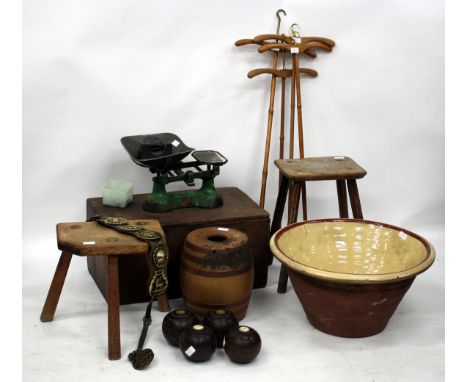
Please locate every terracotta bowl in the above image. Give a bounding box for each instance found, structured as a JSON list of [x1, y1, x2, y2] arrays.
[[270, 219, 436, 338]]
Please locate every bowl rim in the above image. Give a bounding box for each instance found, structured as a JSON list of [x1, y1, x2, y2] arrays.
[[270, 218, 436, 284]]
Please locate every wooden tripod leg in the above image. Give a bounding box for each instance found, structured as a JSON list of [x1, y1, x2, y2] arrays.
[[347, 179, 363, 219], [289, 56, 296, 160], [336, 180, 349, 218], [277, 181, 302, 294], [287, 55, 297, 213], [107, 256, 121, 360], [279, 77, 286, 161], [259, 52, 279, 208], [269, 174, 289, 264], [294, 53, 308, 221], [40, 251, 73, 322], [278, 77, 286, 188]]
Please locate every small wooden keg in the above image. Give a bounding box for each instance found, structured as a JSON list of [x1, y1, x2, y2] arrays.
[[180, 227, 254, 320]]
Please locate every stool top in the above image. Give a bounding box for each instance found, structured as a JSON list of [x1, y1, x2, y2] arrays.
[[56, 219, 163, 256], [274, 156, 367, 181]]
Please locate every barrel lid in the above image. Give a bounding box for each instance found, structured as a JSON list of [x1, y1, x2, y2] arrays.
[[185, 226, 248, 253]]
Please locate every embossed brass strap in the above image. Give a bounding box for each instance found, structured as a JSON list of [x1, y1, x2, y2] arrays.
[[89, 216, 169, 369], [91, 216, 169, 298]]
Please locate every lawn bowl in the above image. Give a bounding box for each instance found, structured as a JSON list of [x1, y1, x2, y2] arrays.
[[270, 219, 435, 338]]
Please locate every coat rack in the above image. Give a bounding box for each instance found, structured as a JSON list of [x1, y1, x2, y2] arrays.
[[235, 10, 335, 218]]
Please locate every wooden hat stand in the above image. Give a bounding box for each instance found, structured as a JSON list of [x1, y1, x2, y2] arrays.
[[235, 11, 367, 293]]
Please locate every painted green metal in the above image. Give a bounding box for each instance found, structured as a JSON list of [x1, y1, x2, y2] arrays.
[[121, 133, 227, 213], [144, 174, 223, 213]]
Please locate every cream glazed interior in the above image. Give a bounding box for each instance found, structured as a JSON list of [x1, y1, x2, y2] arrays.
[[271, 220, 435, 283]]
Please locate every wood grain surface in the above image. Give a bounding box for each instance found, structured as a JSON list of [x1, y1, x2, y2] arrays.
[[275, 156, 367, 181], [57, 220, 163, 256], [86, 187, 271, 303]]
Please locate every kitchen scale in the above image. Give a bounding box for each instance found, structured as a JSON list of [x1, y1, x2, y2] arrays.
[[121, 133, 228, 212]]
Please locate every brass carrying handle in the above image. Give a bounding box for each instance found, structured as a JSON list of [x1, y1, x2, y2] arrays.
[[247, 68, 318, 78], [258, 41, 332, 54], [253, 34, 335, 48]]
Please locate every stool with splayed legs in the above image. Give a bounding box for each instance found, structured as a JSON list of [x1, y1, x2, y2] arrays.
[[269, 156, 367, 293], [40, 219, 170, 360]]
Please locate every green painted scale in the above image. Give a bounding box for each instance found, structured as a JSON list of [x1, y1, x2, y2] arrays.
[[121, 133, 228, 212]]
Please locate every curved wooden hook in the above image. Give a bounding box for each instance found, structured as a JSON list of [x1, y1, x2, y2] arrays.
[[253, 34, 335, 48], [301, 36, 336, 47], [236, 39, 318, 58], [235, 38, 257, 47], [303, 50, 318, 58], [258, 41, 331, 54], [247, 68, 318, 78], [301, 41, 333, 52], [253, 34, 291, 44]]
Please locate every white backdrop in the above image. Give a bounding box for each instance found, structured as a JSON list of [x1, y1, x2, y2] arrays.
[[23, 1, 444, 381], [23, 0, 444, 240]]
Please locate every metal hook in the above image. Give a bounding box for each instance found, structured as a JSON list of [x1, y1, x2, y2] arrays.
[[289, 23, 301, 39], [276, 9, 286, 34], [276, 9, 287, 69]]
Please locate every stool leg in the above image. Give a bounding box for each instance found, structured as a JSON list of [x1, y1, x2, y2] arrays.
[[107, 256, 121, 360], [157, 294, 171, 312], [336, 180, 349, 218], [269, 174, 290, 264], [301, 183, 308, 221], [40, 251, 73, 322], [347, 179, 363, 219], [277, 181, 302, 294]]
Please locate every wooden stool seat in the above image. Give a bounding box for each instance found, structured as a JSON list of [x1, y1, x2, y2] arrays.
[[271, 157, 367, 293], [40, 219, 170, 361], [275, 156, 367, 181], [57, 221, 154, 256]]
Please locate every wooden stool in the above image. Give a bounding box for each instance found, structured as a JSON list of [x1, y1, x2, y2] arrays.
[[270, 156, 367, 293], [40, 219, 170, 360]]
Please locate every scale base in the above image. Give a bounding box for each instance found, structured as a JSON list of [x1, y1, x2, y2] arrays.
[[143, 187, 223, 213]]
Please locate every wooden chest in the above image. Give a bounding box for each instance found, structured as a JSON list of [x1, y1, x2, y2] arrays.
[[86, 187, 270, 304]]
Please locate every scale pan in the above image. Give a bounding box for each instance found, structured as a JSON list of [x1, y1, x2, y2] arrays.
[[121, 133, 194, 172], [192, 150, 228, 165]]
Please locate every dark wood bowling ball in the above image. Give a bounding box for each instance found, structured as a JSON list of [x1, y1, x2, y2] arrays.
[[203, 309, 239, 347], [179, 324, 217, 362], [224, 326, 261, 364], [162, 309, 196, 346]]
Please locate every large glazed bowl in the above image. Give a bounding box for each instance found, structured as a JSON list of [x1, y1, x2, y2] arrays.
[[270, 219, 435, 338]]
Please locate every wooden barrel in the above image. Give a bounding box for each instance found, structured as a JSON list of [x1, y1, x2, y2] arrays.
[[180, 227, 254, 321]]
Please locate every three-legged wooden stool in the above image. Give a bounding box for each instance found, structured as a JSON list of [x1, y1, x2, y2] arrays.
[[40, 219, 170, 360], [270, 156, 367, 293]]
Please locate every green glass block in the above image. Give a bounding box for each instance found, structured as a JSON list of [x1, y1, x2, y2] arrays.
[[102, 180, 133, 208]]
